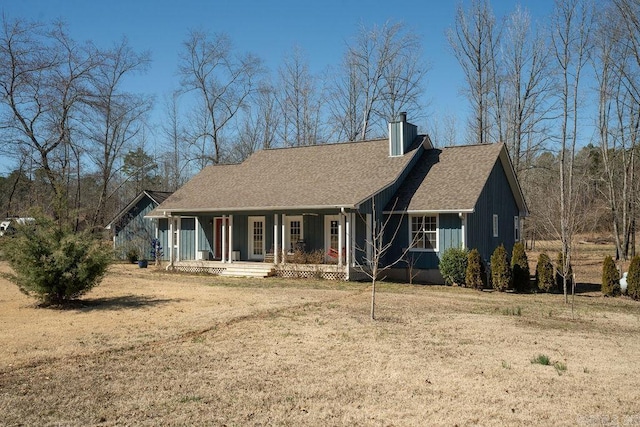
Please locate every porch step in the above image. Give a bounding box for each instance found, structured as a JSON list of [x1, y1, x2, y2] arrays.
[[219, 263, 276, 279]]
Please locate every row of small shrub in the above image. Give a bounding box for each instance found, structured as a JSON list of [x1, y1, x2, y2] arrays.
[[439, 242, 575, 293], [440, 243, 528, 291], [602, 254, 640, 299]]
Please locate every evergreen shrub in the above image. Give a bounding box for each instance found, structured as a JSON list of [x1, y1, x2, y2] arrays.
[[465, 248, 486, 290], [627, 255, 640, 300], [535, 253, 554, 292], [601, 255, 620, 297], [2, 217, 112, 306], [490, 244, 511, 292], [439, 247, 469, 286], [511, 242, 530, 292]]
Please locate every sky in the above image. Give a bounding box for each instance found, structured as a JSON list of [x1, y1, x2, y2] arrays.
[[0, 0, 558, 174]]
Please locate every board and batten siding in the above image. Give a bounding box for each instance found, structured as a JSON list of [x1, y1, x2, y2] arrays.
[[179, 218, 196, 260], [466, 159, 520, 263], [114, 196, 157, 260], [158, 218, 169, 261], [382, 213, 462, 270]]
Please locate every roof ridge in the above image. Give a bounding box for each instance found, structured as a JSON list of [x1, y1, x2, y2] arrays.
[[262, 138, 388, 152]]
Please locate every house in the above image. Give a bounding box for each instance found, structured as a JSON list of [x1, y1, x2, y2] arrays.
[[105, 190, 173, 260], [145, 115, 527, 282]]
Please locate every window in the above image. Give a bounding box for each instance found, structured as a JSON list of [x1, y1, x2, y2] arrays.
[[329, 220, 339, 251], [410, 215, 438, 251], [514, 216, 520, 242], [286, 216, 304, 252], [493, 214, 499, 238]]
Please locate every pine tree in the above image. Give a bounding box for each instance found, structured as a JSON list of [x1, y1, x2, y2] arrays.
[[490, 244, 511, 292], [601, 255, 620, 297], [511, 242, 530, 292], [627, 255, 640, 300], [465, 248, 486, 290], [535, 253, 554, 292]]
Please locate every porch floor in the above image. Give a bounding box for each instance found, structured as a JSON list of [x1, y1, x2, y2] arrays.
[[167, 260, 351, 280]]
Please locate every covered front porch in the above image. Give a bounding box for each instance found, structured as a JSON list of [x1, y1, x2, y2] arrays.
[[154, 210, 374, 280]]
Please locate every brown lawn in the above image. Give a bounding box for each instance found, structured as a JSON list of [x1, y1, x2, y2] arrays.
[[0, 247, 639, 426]]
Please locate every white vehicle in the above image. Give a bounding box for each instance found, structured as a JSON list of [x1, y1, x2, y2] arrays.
[[0, 217, 35, 237]]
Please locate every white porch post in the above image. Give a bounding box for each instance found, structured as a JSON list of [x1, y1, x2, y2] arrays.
[[345, 212, 351, 269], [461, 213, 467, 249], [228, 215, 234, 263], [274, 214, 280, 264], [281, 213, 287, 263], [195, 217, 200, 258], [366, 213, 372, 267], [221, 215, 227, 263], [169, 217, 174, 266], [175, 216, 181, 262], [338, 213, 344, 267], [350, 212, 356, 267]]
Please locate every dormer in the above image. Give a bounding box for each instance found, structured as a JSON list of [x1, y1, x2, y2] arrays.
[[388, 112, 417, 156]]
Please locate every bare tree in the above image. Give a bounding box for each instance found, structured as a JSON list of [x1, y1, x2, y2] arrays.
[[356, 199, 417, 320], [278, 46, 323, 146], [550, 0, 594, 302], [160, 92, 191, 190], [447, 0, 502, 145], [0, 17, 99, 221], [592, 0, 640, 261], [230, 82, 280, 162], [501, 5, 554, 175], [178, 31, 263, 165], [329, 21, 427, 141], [83, 38, 152, 227]]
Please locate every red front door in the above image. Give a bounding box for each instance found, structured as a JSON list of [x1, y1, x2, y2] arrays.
[[214, 218, 223, 259]]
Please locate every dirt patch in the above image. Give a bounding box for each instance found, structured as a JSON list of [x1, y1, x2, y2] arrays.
[[1, 262, 639, 426]]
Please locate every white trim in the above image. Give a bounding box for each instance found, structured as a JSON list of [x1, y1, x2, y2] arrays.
[[285, 215, 304, 254], [325, 215, 340, 262], [175, 217, 181, 262], [228, 215, 234, 263], [345, 213, 351, 269], [248, 216, 266, 260], [169, 218, 174, 265], [281, 214, 287, 263], [385, 208, 475, 215], [350, 212, 356, 267], [493, 214, 499, 238], [338, 214, 344, 267], [408, 213, 439, 253], [273, 214, 279, 264], [461, 213, 467, 249], [221, 215, 227, 263], [514, 215, 520, 242], [194, 217, 200, 257]]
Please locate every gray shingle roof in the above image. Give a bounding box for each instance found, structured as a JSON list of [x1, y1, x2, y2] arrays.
[[149, 138, 424, 215], [386, 143, 525, 213]]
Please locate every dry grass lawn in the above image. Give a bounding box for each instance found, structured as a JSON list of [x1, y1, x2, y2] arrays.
[[0, 249, 639, 426]]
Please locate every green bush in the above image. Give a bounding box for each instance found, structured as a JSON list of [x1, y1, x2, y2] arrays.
[[535, 253, 554, 292], [555, 252, 573, 293], [465, 248, 486, 290], [601, 255, 620, 297], [439, 247, 469, 286], [511, 242, 530, 292], [2, 217, 113, 306], [490, 244, 511, 292], [627, 255, 640, 300], [126, 247, 139, 263]]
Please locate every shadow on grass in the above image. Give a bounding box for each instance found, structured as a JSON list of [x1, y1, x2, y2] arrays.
[[573, 282, 602, 295], [54, 295, 181, 311]]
